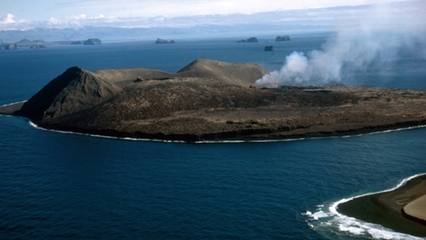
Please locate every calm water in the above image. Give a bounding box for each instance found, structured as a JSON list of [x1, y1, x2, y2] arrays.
[[1, 33, 426, 239]]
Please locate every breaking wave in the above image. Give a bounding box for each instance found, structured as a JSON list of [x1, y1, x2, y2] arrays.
[[0, 100, 27, 107], [303, 174, 426, 239], [27, 119, 426, 144], [27, 120, 426, 144]]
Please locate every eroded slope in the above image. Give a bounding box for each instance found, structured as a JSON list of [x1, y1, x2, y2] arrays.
[[7, 59, 426, 141]]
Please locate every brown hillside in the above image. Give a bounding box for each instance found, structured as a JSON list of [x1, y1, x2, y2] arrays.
[[16, 67, 122, 121], [3, 58, 426, 142]]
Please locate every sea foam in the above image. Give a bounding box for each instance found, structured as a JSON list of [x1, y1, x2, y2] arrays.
[[304, 173, 426, 239], [26, 119, 426, 145], [0, 100, 27, 107]]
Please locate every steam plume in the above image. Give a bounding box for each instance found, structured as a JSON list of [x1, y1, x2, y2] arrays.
[[255, 1, 426, 87]]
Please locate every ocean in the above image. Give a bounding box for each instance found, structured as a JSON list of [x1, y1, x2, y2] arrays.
[[1, 33, 426, 239]]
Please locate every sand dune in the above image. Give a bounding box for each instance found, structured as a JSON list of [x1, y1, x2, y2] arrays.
[[403, 194, 426, 224]]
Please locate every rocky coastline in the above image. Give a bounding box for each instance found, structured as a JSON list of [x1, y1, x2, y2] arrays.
[[1, 59, 426, 142]]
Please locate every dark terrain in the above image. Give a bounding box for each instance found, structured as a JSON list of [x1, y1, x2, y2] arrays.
[[338, 174, 426, 237], [2, 59, 426, 141]]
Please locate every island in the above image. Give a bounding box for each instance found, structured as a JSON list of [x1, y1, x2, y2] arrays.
[[30, 45, 46, 49], [14, 39, 46, 47], [83, 38, 102, 45], [1, 58, 426, 143], [155, 38, 175, 44], [0, 43, 17, 50], [276, 35, 291, 41], [238, 37, 258, 43], [264, 46, 274, 51], [1, 58, 425, 237], [338, 174, 426, 237], [0, 38, 102, 50]]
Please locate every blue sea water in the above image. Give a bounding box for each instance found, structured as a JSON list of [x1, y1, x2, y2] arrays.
[[1, 33, 426, 239]]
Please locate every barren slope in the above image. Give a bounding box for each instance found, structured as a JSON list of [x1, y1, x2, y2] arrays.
[[3, 59, 426, 141]]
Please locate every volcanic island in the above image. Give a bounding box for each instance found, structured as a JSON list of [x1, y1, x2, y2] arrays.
[[1, 58, 426, 236], [2, 58, 426, 142]]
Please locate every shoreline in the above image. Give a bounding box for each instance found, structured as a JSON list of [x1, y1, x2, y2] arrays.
[[30, 118, 426, 142], [3, 61, 426, 143], [3, 102, 426, 237], [1, 102, 426, 143], [28, 120, 426, 143], [337, 174, 426, 237], [0, 101, 25, 115]]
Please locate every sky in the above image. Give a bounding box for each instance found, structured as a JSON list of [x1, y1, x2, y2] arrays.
[[1, 0, 422, 30]]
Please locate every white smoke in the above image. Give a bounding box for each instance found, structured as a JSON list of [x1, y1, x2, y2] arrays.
[[255, 1, 426, 87]]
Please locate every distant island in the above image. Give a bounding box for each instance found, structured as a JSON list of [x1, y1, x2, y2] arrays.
[[1, 58, 426, 143], [237, 36, 291, 43], [238, 37, 258, 43], [0, 38, 102, 50], [155, 38, 175, 44], [83, 38, 102, 45], [276, 35, 291, 41], [0, 43, 18, 50]]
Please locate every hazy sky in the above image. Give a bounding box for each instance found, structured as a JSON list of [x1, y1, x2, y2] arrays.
[[0, 0, 424, 30], [1, 0, 403, 19]]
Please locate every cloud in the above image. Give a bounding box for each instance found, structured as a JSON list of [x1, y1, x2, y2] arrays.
[[0, 1, 423, 33], [1, 13, 16, 24], [51, 0, 408, 19], [0, 7, 332, 30], [0, 13, 32, 30]]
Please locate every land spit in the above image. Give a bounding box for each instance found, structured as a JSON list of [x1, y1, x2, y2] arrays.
[[338, 174, 426, 237]]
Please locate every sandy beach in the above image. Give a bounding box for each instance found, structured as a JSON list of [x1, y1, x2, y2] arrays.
[[403, 194, 426, 224], [0, 101, 25, 115], [338, 174, 426, 237]]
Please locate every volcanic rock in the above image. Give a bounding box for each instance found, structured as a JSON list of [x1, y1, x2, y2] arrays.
[[247, 37, 258, 42], [4, 58, 426, 142], [30, 45, 46, 49], [176, 59, 267, 86], [0, 43, 17, 50], [155, 38, 175, 44], [276, 36, 291, 41], [16, 67, 121, 121], [238, 37, 259, 43], [83, 38, 102, 45]]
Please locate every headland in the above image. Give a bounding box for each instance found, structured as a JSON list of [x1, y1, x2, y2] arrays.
[[1, 58, 426, 142], [338, 174, 426, 237]]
